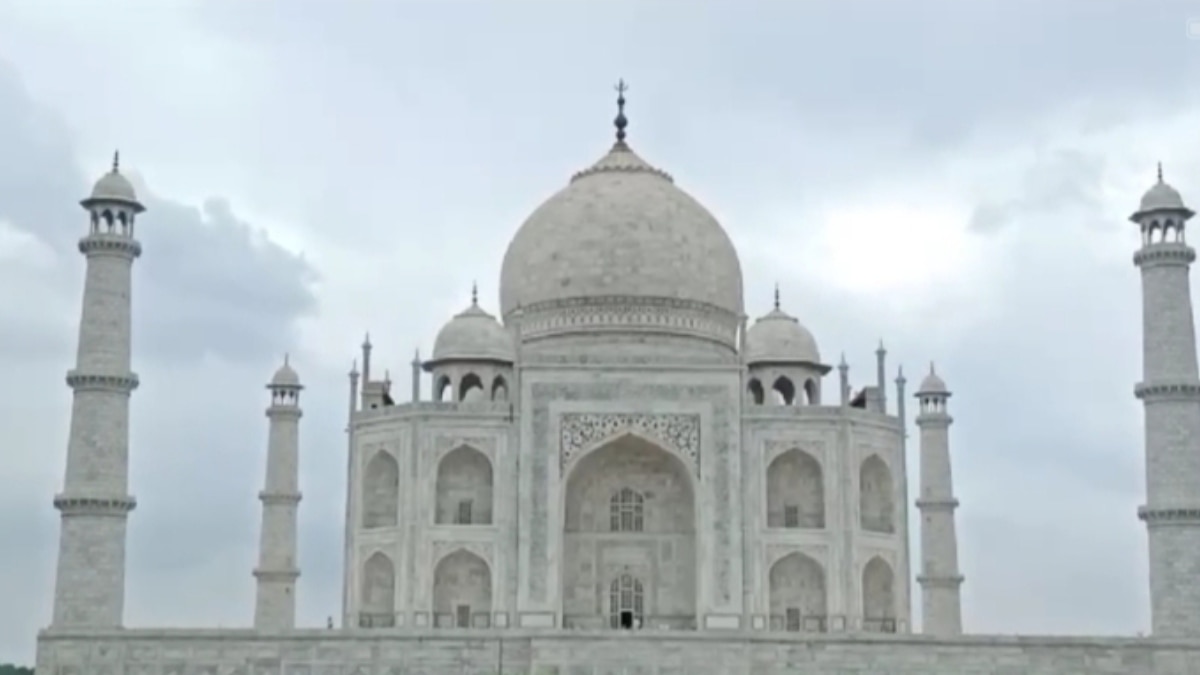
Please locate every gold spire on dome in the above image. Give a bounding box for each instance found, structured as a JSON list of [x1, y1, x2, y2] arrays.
[[471, 281, 479, 306], [773, 283, 780, 310], [1157, 161, 1164, 183], [112, 150, 120, 173]]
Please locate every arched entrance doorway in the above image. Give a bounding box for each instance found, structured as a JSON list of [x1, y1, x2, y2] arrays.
[[561, 433, 696, 630]]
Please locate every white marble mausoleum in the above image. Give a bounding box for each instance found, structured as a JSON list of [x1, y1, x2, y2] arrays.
[[35, 90, 1200, 674]]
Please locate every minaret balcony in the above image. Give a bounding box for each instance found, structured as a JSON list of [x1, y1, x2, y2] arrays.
[[65, 371, 139, 393], [1134, 243, 1195, 266], [1138, 505, 1200, 525], [914, 497, 959, 511], [77, 233, 142, 258], [53, 493, 136, 515], [252, 567, 300, 582], [916, 574, 964, 588], [259, 491, 302, 505], [1134, 381, 1200, 401]]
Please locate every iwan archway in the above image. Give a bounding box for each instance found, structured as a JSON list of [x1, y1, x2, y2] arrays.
[[561, 433, 697, 630]]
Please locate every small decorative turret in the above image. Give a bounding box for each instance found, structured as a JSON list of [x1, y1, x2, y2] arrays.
[[743, 286, 829, 406]]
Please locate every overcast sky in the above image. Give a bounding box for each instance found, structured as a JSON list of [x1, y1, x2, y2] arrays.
[[2, 0, 1199, 665]]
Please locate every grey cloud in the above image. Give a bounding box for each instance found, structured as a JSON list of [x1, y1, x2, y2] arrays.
[[193, 0, 1200, 151], [969, 148, 1109, 233], [0, 58, 322, 663], [136, 196, 320, 364], [0, 60, 320, 366]]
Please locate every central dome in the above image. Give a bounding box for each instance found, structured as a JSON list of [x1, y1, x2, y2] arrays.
[[499, 140, 745, 348]]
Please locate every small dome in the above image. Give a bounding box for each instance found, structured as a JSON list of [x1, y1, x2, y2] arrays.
[[744, 305, 822, 365], [82, 152, 143, 209], [1131, 165, 1193, 220], [90, 170, 138, 202], [916, 365, 949, 396], [270, 358, 301, 388], [430, 299, 513, 364]]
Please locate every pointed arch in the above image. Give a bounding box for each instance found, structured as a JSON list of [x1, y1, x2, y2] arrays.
[[748, 378, 765, 405], [432, 549, 492, 628], [435, 375, 452, 402], [859, 454, 895, 534], [766, 448, 825, 529], [608, 573, 645, 629], [458, 372, 484, 401], [562, 433, 697, 630], [769, 552, 827, 632], [803, 378, 819, 405], [359, 552, 396, 628], [362, 450, 399, 529], [491, 375, 509, 401], [609, 486, 645, 532], [862, 556, 896, 632], [435, 445, 493, 525], [772, 376, 796, 405]]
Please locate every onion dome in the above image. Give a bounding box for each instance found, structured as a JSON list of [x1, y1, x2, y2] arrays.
[[428, 285, 514, 365], [81, 151, 144, 211], [743, 288, 823, 366], [916, 363, 949, 396], [269, 355, 302, 388]]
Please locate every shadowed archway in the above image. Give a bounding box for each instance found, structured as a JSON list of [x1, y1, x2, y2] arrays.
[[561, 433, 697, 630]]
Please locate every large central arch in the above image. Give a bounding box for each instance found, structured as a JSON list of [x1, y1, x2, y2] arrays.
[[561, 433, 697, 630]]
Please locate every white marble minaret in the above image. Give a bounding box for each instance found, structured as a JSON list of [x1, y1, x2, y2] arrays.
[[914, 364, 964, 636], [253, 356, 304, 629], [1132, 165, 1200, 638], [50, 154, 144, 628]]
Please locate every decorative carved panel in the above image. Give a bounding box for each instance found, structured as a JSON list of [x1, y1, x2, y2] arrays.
[[559, 412, 701, 475]]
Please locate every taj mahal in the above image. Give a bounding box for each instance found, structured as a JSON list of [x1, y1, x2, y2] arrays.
[[35, 87, 1200, 673]]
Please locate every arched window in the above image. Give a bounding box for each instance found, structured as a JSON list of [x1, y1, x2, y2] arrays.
[[803, 378, 819, 405], [435, 376, 452, 402], [747, 378, 765, 405], [608, 574, 644, 629], [459, 373, 484, 401], [772, 376, 796, 405], [491, 376, 509, 401], [609, 487, 645, 532]]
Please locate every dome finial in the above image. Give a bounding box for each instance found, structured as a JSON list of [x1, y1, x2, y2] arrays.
[[773, 283, 780, 310], [471, 281, 478, 306], [613, 79, 629, 145], [111, 150, 120, 173], [1157, 161, 1164, 183]]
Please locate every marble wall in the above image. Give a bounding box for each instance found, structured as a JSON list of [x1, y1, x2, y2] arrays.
[[36, 630, 1200, 675]]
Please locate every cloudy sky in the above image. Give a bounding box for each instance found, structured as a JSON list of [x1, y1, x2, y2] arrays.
[[2, 0, 1199, 664]]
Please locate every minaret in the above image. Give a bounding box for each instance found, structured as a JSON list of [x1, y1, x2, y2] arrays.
[[1131, 165, 1200, 637], [253, 356, 304, 629], [51, 153, 144, 628], [914, 364, 964, 636], [341, 360, 359, 627], [411, 349, 421, 402], [875, 341, 887, 413], [838, 354, 850, 406]]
